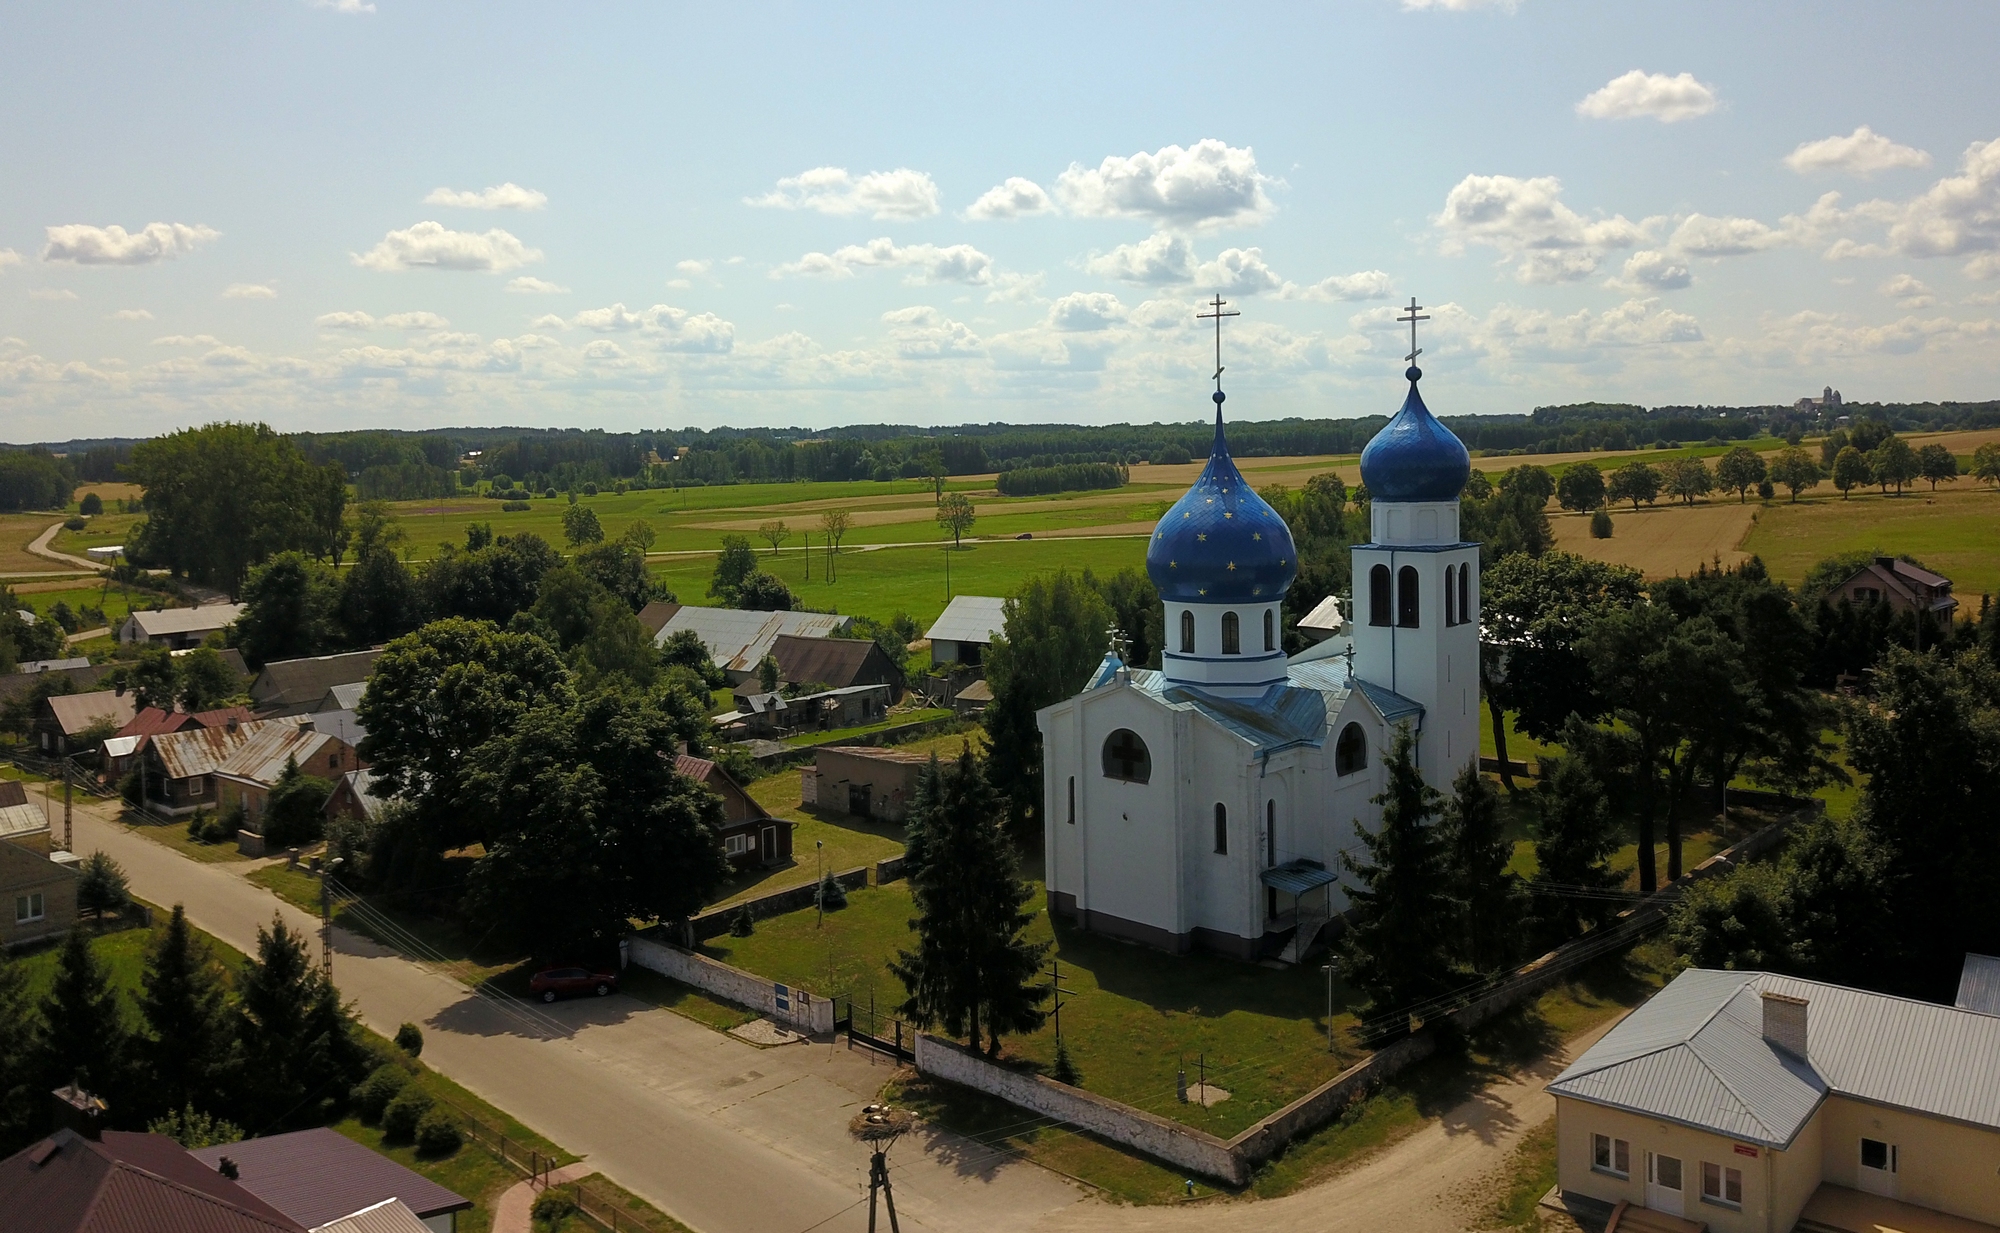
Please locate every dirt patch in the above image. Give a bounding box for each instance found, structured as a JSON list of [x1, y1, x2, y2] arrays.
[[1548, 502, 1757, 578]]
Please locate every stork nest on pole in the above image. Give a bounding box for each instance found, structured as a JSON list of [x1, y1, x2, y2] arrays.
[[847, 1104, 916, 1146]]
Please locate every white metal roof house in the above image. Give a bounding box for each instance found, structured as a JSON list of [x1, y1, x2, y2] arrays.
[[1547, 966, 2000, 1233], [650, 605, 850, 682], [924, 595, 1007, 667], [118, 603, 246, 650]]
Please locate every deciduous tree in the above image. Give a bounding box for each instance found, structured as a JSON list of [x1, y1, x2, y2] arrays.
[[1715, 447, 1767, 502], [1768, 447, 1824, 502], [1831, 445, 1870, 498], [1916, 443, 1959, 491], [1606, 461, 1660, 511], [708, 535, 758, 603], [983, 571, 1112, 836], [936, 492, 976, 548], [562, 503, 604, 547], [235, 552, 342, 665], [1868, 435, 1919, 495], [1555, 461, 1605, 512]]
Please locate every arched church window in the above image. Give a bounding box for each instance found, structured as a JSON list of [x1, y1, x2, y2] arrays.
[[1180, 609, 1195, 654], [1265, 799, 1276, 868], [1213, 804, 1227, 854], [1262, 608, 1275, 652], [1444, 565, 1457, 626], [1397, 566, 1420, 628], [1369, 565, 1392, 627], [1102, 729, 1151, 783], [1336, 723, 1366, 775], [1221, 611, 1240, 654], [1459, 562, 1472, 627]]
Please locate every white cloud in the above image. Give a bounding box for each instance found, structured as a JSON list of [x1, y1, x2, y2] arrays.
[[0, 250, 20, 274], [222, 282, 277, 299], [528, 314, 567, 330], [1879, 138, 2000, 266], [1192, 247, 1287, 295], [1055, 140, 1274, 229], [1434, 174, 1645, 282], [1478, 297, 1703, 362], [966, 177, 1056, 220], [380, 311, 450, 330], [775, 238, 994, 285], [1880, 274, 1935, 308], [312, 0, 375, 12], [1048, 292, 1127, 332], [1784, 126, 1931, 177], [352, 221, 542, 272], [881, 306, 982, 358], [423, 182, 548, 211], [984, 271, 1047, 303], [1671, 214, 1784, 257], [568, 302, 733, 352], [151, 334, 218, 347], [316, 311, 377, 330], [1575, 70, 1718, 123], [506, 276, 569, 294], [108, 308, 153, 321], [1131, 298, 1194, 330], [1085, 233, 1195, 284], [1615, 250, 1692, 290], [1751, 308, 1999, 359], [1286, 269, 1393, 302], [30, 288, 78, 301], [747, 167, 941, 219], [43, 222, 219, 265], [676, 259, 712, 278], [1966, 289, 2000, 305], [1401, 0, 1519, 10]]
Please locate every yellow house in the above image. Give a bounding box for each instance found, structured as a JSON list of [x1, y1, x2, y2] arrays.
[[1549, 968, 2000, 1233]]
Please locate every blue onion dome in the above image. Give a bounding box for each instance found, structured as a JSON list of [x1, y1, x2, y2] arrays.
[[1359, 366, 1471, 502], [1146, 394, 1298, 604]]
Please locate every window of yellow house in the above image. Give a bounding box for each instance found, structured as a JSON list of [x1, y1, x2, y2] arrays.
[[1592, 1134, 1630, 1178], [1701, 1161, 1743, 1208]]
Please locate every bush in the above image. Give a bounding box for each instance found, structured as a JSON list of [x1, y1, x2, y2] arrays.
[[381, 1086, 433, 1143], [186, 807, 208, 840], [729, 903, 755, 937], [816, 871, 848, 911], [79, 492, 104, 516], [544, 487, 558, 499], [502, 500, 531, 512], [121, 772, 144, 808], [63, 516, 87, 531], [147, 1105, 244, 1148], [1589, 509, 1614, 539], [532, 1191, 578, 1225], [352, 1064, 408, 1122], [200, 815, 229, 844], [1758, 479, 1776, 500], [995, 462, 1126, 497], [1150, 444, 1192, 465], [395, 1022, 424, 1056], [414, 1106, 461, 1157]]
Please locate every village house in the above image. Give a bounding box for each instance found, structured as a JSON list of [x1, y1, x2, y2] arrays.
[[1548, 966, 2000, 1233], [0, 663, 111, 721], [644, 603, 851, 684], [738, 633, 903, 701], [191, 1127, 471, 1233], [802, 745, 931, 823], [1, 837, 79, 948], [323, 768, 389, 826], [117, 602, 246, 650], [248, 648, 383, 716], [674, 753, 793, 868], [35, 688, 140, 757], [0, 782, 50, 853], [0, 1126, 307, 1233], [144, 716, 358, 819], [101, 705, 256, 777], [1828, 557, 1957, 629]]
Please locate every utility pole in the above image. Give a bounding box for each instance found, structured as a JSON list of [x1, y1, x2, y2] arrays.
[[815, 839, 825, 930], [1045, 957, 1070, 1043], [61, 755, 73, 852], [849, 1106, 912, 1233], [1322, 960, 1339, 1053], [321, 859, 342, 974]]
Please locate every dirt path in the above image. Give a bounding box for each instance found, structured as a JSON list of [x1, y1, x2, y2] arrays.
[[27, 522, 102, 571], [1042, 1013, 1624, 1233]]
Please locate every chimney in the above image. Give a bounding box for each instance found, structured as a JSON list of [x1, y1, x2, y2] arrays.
[[1761, 990, 1808, 1060], [51, 1084, 107, 1140], [1874, 555, 1896, 570]]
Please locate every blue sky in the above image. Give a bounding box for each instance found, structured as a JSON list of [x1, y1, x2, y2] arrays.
[[4, 0, 1998, 440]]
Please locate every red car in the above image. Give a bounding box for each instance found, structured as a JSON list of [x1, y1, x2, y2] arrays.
[[529, 966, 619, 1003]]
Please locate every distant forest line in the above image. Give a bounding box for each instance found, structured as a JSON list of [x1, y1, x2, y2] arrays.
[[4, 398, 1998, 504]]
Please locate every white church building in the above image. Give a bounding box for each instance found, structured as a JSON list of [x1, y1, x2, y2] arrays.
[[1038, 356, 1480, 962]]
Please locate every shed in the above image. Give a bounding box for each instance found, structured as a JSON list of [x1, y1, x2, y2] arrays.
[[804, 745, 932, 822], [192, 1127, 471, 1233], [924, 595, 1007, 667], [951, 677, 992, 716], [1295, 595, 1345, 643], [118, 603, 247, 649], [1958, 952, 2000, 1017]]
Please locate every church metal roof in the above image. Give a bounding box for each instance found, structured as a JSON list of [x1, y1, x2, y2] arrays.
[[1358, 369, 1471, 503], [1144, 403, 1298, 604], [1260, 860, 1337, 895]]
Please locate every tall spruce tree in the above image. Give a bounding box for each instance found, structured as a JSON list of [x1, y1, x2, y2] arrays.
[[890, 748, 1049, 1056], [38, 928, 130, 1114], [0, 949, 39, 1153], [1439, 761, 1522, 973], [1531, 739, 1625, 943], [234, 915, 366, 1131], [1338, 727, 1456, 1028], [137, 905, 231, 1121]]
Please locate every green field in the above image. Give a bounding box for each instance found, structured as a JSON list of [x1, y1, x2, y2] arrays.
[[1743, 484, 2000, 599]]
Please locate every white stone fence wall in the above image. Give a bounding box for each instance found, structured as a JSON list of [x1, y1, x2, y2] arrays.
[[625, 934, 835, 1034]]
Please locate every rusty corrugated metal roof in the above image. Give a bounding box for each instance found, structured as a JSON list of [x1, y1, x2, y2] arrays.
[[151, 717, 311, 781]]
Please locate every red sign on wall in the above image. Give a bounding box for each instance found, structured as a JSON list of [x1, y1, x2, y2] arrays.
[[1734, 1144, 1759, 1158]]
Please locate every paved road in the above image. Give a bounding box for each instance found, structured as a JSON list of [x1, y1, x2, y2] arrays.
[[69, 799, 1082, 1233], [72, 797, 1605, 1233]]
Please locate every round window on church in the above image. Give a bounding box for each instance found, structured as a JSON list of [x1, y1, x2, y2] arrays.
[[1102, 729, 1152, 784]]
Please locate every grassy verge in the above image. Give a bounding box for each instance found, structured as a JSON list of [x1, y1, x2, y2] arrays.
[[561, 1171, 697, 1233], [1486, 1117, 1560, 1229], [779, 708, 953, 748], [121, 811, 253, 864]]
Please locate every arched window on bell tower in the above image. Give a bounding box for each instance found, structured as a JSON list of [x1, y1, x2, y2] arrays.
[[1369, 564, 1391, 626], [1459, 561, 1472, 627], [1221, 611, 1240, 654], [1262, 608, 1274, 652], [1397, 565, 1420, 628], [1444, 564, 1457, 626], [1180, 609, 1195, 653]]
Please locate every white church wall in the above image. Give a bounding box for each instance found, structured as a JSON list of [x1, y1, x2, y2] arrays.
[[1349, 542, 1480, 789], [1160, 600, 1288, 696], [1071, 686, 1185, 947]]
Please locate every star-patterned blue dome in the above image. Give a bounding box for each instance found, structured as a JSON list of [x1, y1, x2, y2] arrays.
[[1359, 367, 1471, 503], [1146, 397, 1298, 604]]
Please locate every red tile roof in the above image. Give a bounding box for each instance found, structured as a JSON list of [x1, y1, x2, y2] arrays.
[[0, 1130, 307, 1233]]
